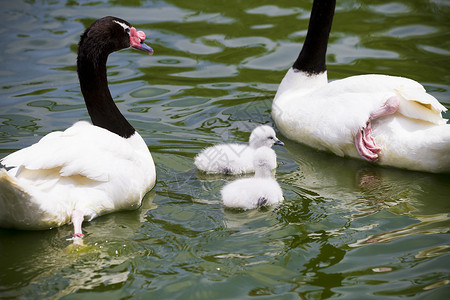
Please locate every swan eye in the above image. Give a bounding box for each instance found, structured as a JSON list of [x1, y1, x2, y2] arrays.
[[113, 20, 131, 33]]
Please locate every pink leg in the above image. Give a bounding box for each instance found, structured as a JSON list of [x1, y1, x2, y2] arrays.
[[355, 96, 400, 162], [369, 95, 400, 121], [71, 209, 85, 239]]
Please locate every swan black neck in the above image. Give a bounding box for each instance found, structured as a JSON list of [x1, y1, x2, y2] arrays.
[[293, 0, 336, 75], [77, 18, 135, 139]]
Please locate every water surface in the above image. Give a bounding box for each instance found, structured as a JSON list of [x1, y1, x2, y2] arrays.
[[0, 0, 449, 299]]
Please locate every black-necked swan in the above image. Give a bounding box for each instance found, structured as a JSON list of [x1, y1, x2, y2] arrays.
[[221, 146, 283, 210], [0, 16, 156, 242], [194, 125, 284, 174], [272, 0, 450, 173]]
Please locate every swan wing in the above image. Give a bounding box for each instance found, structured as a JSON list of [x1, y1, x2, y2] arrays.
[[331, 74, 447, 125], [396, 88, 447, 125], [1, 121, 135, 182]]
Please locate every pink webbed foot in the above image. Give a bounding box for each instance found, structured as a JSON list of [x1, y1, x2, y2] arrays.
[[355, 123, 381, 161], [355, 96, 401, 162]]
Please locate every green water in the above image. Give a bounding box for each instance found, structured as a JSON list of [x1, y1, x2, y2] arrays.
[[1, 0, 449, 299]]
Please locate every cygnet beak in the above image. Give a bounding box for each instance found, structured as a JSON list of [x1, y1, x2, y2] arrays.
[[274, 139, 285, 146]]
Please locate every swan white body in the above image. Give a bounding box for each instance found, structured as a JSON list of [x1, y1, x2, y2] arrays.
[[273, 70, 450, 172], [0, 17, 156, 239], [272, 1, 450, 173], [195, 125, 283, 174], [0, 121, 156, 229], [221, 147, 283, 210]]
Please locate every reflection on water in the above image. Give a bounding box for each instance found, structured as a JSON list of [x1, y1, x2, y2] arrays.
[[0, 0, 449, 298], [352, 213, 449, 246]]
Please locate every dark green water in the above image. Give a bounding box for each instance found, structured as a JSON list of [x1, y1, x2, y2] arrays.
[[1, 0, 449, 299]]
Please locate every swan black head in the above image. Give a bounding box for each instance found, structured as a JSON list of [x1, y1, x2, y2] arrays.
[[78, 16, 153, 62], [77, 17, 153, 139]]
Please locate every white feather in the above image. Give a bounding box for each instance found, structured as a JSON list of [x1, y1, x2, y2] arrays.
[[272, 69, 450, 173], [221, 147, 283, 210], [0, 121, 156, 230], [194, 125, 283, 174]]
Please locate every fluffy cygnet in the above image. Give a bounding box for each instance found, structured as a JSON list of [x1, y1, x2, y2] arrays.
[[221, 147, 283, 210], [194, 125, 284, 174]]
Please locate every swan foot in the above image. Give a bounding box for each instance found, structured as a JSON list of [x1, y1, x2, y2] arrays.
[[355, 126, 380, 161], [69, 209, 85, 243], [355, 96, 400, 162], [66, 234, 85, 246], [222, 167, 232, 175], [257, 197, 268, 208]]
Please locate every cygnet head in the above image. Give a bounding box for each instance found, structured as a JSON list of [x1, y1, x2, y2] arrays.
[[253, 146, 277, 178], [249, 125, 284, 149]]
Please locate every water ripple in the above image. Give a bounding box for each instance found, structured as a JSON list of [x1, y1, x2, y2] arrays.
[[0, 0, 449, 299]]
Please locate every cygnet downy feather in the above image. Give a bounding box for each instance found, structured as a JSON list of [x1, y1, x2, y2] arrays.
[[221, 147, 283, 210], [195, 125, 284, 174]]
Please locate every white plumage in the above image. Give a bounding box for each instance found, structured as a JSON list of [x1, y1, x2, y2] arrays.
[[272, 1, 450, 173], [221, 147, 283, 210], [0, 121, 155, 230], [0, 17, 156, 241], [194, 125, 284, 174]]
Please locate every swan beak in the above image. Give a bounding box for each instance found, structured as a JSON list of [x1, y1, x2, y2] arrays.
[[129, 27, 154, 55], [132, 42, 154, 55], [275, 140, 285, 146]]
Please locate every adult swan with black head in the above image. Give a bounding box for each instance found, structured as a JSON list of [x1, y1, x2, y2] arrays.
[[272, 0, 450, 173], [0, 17, 156, 242]]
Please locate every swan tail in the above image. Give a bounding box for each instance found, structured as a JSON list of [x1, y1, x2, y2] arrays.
[[0, 169, 33, 229], [396, 89, 448, 125], [0, 169, 66, 230]]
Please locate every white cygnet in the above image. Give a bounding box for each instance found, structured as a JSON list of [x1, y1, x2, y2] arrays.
[[221, 147, 283, 210], [194, 125, 284, 174]]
